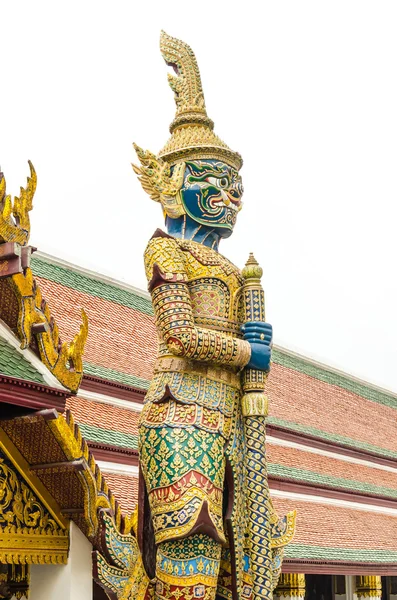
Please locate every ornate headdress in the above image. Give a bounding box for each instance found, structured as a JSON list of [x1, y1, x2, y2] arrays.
[[158, 31, 242, 170], [133, 31, 242, 218]]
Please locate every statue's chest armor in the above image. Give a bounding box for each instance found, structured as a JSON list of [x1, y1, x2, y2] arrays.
[[177, 240, 244, 335]]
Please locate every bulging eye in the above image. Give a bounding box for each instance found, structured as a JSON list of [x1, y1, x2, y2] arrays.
[[206, 176, 229, 188]]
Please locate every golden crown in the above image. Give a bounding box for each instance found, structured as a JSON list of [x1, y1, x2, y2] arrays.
[[158, 31, 243, 171]]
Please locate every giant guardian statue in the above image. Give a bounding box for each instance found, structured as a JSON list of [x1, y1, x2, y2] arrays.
[[95, 31, 295, 600]]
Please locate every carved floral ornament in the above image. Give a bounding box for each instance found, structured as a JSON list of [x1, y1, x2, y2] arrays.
[[0, 458, 58, 531], [0, 409, 137, 576], [0, 163, 88, 393], [0, 453, 69, 566]]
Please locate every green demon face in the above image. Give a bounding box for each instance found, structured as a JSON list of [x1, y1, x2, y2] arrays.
[[179, 160, 243, 237]]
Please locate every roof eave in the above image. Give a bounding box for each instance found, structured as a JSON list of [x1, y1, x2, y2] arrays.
[[0, 374, 69, 413]]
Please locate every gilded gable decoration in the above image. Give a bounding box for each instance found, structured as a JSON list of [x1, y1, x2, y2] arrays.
[[0, 430, 69, 566], [0, 409, 134, 543], [0, 163, 88, 393]]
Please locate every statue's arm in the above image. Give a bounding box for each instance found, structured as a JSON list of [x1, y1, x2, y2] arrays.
[[145, 235, 251, 368]]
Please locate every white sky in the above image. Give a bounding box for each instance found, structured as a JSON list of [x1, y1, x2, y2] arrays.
[[2, 1, 397, 392]]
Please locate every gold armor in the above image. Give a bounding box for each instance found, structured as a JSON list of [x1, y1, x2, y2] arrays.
[[139, 230, 253, 597]]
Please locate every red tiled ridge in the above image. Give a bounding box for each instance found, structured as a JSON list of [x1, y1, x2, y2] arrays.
[[36, 277, 157, 381], [100, 473, 138, 514], [273, 497, 397, 550], [0, 374, 68, 413], [82, 376, 145, 403], [66, 396, 140, 436], [89, 443, 138, 465], [267, 425, 397, 470], [267, 363, 397, 454], [267, 443, 397, 493]]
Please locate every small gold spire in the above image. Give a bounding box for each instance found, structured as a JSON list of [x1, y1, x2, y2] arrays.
[[242, 253, 263, 281]]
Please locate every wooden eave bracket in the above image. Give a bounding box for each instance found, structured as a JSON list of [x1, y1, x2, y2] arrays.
[[0, 242, 35, 278]]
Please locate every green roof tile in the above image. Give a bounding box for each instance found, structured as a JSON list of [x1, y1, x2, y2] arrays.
[[268, 463, 397, 498], [83, 362, 150, 390], [78, 423, 138, 449], [0, 337, 46, 384], [32, 256, 153, 316], [268, 416, 397, 460], [272, 348, 397, 409], [285, 544, 397, 563]]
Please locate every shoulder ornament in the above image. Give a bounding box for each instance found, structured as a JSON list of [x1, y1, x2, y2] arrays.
[[144, 234, 187, 291]]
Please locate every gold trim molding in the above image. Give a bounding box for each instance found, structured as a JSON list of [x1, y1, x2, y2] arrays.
[[0, 430, 69, 565], [356, 576, 382, 599], [0, 428, 68, 529], [274, 574, 306, 599]]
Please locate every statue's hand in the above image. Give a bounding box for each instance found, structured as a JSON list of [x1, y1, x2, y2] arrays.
[[241, 321, 273, 372]]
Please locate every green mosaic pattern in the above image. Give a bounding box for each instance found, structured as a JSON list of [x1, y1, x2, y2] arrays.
[[272, 349, 397, 409], [140, 424, 224, 490], [78, 423, 138, 449], [83, 361, 150, 390], [268, 416, 397, 461], [0, 337, 46, 384], [268, 463, 397, 498], [32, 256, 153, 316], [285, 544, 397, 563]]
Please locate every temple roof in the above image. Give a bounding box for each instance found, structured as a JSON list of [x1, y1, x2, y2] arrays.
[[274, 496, 397, 574], [66, 394, 140, 452], [32, 251, 397, 455], [32, 253, 153, 389], [15, 250, 397, 573], [267, 441, 397, 500]]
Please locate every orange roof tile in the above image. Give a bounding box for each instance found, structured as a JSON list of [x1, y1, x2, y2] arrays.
[[274, 496, 397, 552], [268, 442, 397, 497], [36, 276, 157, 382], [66, 396, 140, 436], [267, 363, 397, 455], [102, 472, 138, 514]]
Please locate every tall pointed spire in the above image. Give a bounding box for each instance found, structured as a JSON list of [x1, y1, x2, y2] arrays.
[[157, 31, 243, 170]]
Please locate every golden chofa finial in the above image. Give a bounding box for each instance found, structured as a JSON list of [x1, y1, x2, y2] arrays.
[[242, 253, 263, 281], [0, 161, 36, 246], [157, 31, 243, 171]]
